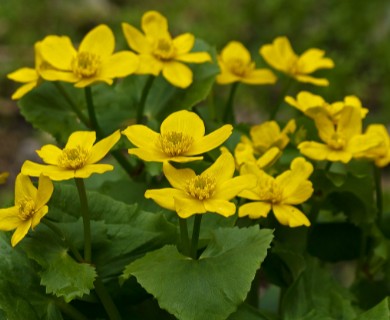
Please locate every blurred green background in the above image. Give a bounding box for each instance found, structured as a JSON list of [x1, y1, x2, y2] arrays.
[[1, 0, 390, 196]]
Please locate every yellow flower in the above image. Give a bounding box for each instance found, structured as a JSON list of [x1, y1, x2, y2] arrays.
[[216, 41, 276, 85], [21, 130, 120, 181], [7, 41, 47, 100], [122, 10, 212, 88], [238, 157, 313, 227], [285, 91, 368, 122], [298, 107, 382, 163], [234, 120, 296, 168], [259, 36, 334, 86], [38, 24, 139, 87], [357, 124, 390, 167], [0, 172, 9, 184], [145, 150, 256, 218], [122, 110, 232, 163], [0, 173, 53, 247]]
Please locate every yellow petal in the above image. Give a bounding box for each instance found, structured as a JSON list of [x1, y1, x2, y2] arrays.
[[272, 204, 310, 227], [204, 199, 236, 217], [122, 22, 151, 54], [259, 36, 297, 73], [36, 144, 63, 165], [202, 150, 235, 185], [74, 77, 112, 88], [79, 24, 115, 59], [297, 49, 334, 74], [163, 161, 196, 190], [100, 51, 139, 79], [129, 148, 203, 163], [188, 124, 233, 155], [176, 52, 212, 64], [294, 74, 329, 86], [162, 61, 193, 88], [31, 206, 48, 229], [214, 175, 257, 200], [174, 196, 206, 218], [256, 147, 281, 169], [10, 82, 38, 100], [40, 35, 76, 70], [145, 188, 185, 212], [39, 69, 78, 83], [122, 124, 159, 148], [250, 121, 281, 151], [11, 220, 32, 247], [173, 33, 195, 55], [35, 174, 54, 210], [142, 11, 169, 38], [136, 55, 163, 75], [21, 161, 75, 181], [0, 207, 22, 231], [74, 164, 114, 178], [234, 140, 256, 167], [298, 141, 352, 163], [15, 173, 37, 204], [241, 69, 277, 85], [337, 107, 362, 140], [238, 201, 271, 219], [66, 131, 96, 150], [216, 71, 240, 85], [161, 110, 205, 140], [7, 68, 38, 83], [88, 130, 121, 164], [221, 41, 251, 65]]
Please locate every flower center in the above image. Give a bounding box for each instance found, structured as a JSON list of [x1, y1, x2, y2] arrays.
[[228, 59, 252, 77], [57, 146, 89, 169], [72, 52, 101, 78], [328, 133, 346, 150], [158, 131, 194, 156], [18, 198, 36, 221], [153, 38, 176, 60], [259, 180, 283, 204], [186, 174, 216, 200]]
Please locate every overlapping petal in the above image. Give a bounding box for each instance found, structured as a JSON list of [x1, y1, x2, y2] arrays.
[[79, 24, 115, 59], [238, 202, 271, 219], [162, 61, 193, 88], [273, 204, 311, 227], [161, 110, 205, 139], [122, 23, 151, 54]]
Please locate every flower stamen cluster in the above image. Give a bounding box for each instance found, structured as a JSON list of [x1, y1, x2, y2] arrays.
[[72, 52, 101, 78], [57, 146, 90, 170], [186, 174, 216, 200], [158, 131, 194, 157]]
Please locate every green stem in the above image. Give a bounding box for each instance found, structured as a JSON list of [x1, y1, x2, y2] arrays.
[[269, 77, 293, 120], [42, 219, 84, 263], [373, 164, 383, 223], [84, 86, 135, 178], [190, 215, 203, 259], [75, 178, 92, 263], [137, 75, 155, 124], [223, 82, 239, 124], [54, 82, 90, 126], [94, 277, 122, 320], [85, 86, 103, 137], [178, 217, 190, 255], [54, 298, 88, 320]]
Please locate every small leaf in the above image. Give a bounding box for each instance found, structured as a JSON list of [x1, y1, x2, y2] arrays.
[[121, 226, 273, 320], [355, 298, 390, 320]]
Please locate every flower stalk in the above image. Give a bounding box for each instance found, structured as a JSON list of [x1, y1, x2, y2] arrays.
[[373, 164, 383, 223], [94, 277, 122, 320], [85, 86, 103, 137], [137, 75, 155, 124], [75, 178, 92, 263], [190, 215, 203, 259], [179, 217, 190, 255], [223, 82, 239, 124]]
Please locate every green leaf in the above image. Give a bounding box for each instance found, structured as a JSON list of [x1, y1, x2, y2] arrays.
[[19, 82, 87, 143], [0, 233, 63, 319], [355, 298, 390, 320], [21, 229, 97, 303], [121, 226, 273, 320], [227, 303, 277, 320], [282, 257, 357, 320]]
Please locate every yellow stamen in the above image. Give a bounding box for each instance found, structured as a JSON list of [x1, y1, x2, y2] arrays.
[[72, 52, 101, 78], [57, 146, 89, 169], [158, 131, 194, 156], [328, 133, 346, 150], [153, 38, 175, 60], [186, 174, 216, 200], [18, 198, 35, 221], [228, 59, 253, 77]]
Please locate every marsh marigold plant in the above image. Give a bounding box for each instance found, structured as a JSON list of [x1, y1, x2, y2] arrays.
[[21, 130, 120, 180], [260, 36, 334, 86], [122, 110, 232, 163], [0, 173, 53, 247], [122, 10, 212, 88]]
